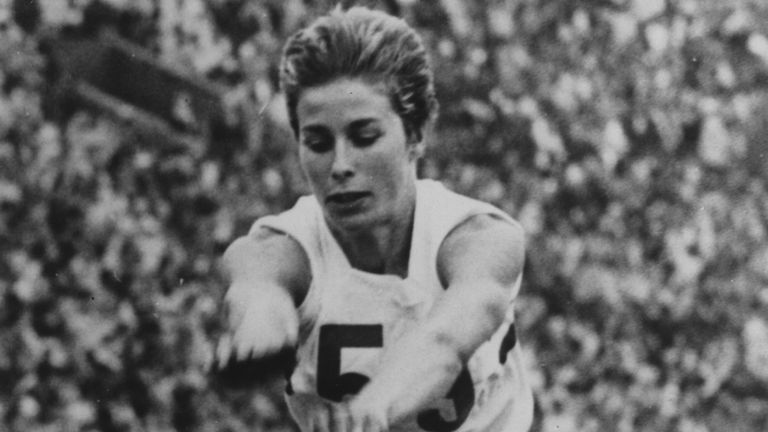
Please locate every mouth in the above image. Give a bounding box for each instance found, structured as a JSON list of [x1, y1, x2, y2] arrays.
[[326, 191, 371, 206]]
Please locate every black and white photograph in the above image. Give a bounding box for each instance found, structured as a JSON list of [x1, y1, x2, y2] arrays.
[[1, 0, 768, 431]]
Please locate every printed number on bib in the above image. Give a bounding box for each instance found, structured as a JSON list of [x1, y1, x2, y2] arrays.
[[317, 324, 475, 432]]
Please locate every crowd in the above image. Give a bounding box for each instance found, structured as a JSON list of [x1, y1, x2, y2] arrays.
[[1, 0, 768, 431]]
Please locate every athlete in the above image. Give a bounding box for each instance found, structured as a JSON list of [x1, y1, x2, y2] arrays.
[[214, 6, 533, 432]]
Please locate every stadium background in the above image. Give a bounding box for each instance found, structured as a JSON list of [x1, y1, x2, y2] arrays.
[[2, 0, 768, 430]]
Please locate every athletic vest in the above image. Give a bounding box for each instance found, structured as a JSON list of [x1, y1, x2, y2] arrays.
[[250, 179, 533, 432]]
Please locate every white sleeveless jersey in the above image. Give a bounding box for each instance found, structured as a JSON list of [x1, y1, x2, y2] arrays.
[[250, 179, 533, 432]]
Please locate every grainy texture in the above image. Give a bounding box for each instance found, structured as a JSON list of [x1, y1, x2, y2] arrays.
[[1, 0, 768, 431]]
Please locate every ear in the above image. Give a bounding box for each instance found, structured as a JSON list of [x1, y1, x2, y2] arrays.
[[405, 124, 425, 159], [407, 141, 425, 160]]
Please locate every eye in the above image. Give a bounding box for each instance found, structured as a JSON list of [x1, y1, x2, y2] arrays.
[[302, 134, 333, 153], [351, 129, 382, 147]]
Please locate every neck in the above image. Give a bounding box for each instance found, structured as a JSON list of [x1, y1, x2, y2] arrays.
[[330, 183, 417, 278]]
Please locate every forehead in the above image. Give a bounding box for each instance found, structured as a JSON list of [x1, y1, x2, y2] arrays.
[[296, 78, 396, 130]]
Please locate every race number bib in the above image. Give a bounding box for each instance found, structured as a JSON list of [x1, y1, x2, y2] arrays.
[[316, 324, 475, 432]]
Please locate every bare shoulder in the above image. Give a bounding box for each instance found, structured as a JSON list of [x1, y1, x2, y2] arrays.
[[222, 227, 311, 305], [437, 213, 526, 288]]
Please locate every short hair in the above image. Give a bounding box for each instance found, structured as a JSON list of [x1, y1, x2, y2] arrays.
[[279, 6, 438, 142]]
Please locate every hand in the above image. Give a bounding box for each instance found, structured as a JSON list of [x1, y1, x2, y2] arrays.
[[211, 282, 299, 370], [306, 399, 389, 432]]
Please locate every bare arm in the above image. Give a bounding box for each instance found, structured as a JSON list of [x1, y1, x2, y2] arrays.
[[348, 213, 526, 427], [222, 227, 311, 306], [215, 228, 311, 364]]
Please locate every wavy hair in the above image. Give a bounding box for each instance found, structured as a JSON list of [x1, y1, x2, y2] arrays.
[[280, 6, 438, 143]]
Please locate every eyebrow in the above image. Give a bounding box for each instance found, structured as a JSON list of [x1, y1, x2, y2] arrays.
[[300, 118, 381, 135], [347, 118, 380, 132], [299, 124, 328, 135]]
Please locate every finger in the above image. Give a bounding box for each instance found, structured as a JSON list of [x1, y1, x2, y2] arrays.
[[222, 296, 244, 329], [357, 413, 373, 432], [231, 325, 257, 361], [350, 416, 368, 432], [309, 405, 331, 432], [353, 406, 387, 432], [282, 307, 300, 344], [235, 330, 279, 361], [332, 403, 351, 432], [371, 411, 389, 432], [232, 318, 272, 360], [345, 406, 365, 432], [215, 335, 233, 368], [235, 341, 254, 362], [202, 340, 216, 372]]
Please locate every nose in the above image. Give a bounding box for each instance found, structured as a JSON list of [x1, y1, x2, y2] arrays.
[[331, 141, 355, 181]]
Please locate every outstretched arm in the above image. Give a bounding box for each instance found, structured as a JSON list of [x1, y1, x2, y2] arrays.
[[338, 213, 526, 430], [213, 228, 311, 366]]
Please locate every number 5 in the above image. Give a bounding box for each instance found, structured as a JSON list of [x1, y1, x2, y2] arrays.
[[317, 324, 475, 432], [317, 324, 383, 402]]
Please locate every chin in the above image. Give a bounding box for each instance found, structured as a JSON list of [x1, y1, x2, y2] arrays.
[[324, 208, 379, 233]]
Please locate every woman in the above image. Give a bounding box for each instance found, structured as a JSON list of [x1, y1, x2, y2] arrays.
[[215, 6, 533, 432]]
